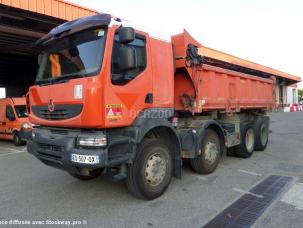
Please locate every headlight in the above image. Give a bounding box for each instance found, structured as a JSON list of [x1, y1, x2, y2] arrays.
[[77, 135, 107, 147], [21, 122, 32, 130]]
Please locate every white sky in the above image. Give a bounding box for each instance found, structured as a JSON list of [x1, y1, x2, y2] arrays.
[[67, 0, 303, 88], [0, 88, 5, 98]]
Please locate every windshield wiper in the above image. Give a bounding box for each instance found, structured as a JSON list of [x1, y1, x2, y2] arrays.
[[36, 78, 52, 86], [36, 74, 85, 86], [51, 74, 85, 84]]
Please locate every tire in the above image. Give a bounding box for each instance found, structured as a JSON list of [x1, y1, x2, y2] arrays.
[[190, 129, 221, 174], [235, 124, 255, 158], [69, 168, 104, 181], [254, 117, 269, 151], [126, 138, 173, 200], [13, 132, 25, 146]]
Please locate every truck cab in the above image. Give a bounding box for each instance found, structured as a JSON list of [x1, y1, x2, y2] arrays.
[[0, 97, 32, 146]]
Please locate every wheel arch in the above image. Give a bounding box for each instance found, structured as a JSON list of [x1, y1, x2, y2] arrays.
[[12, 128, 19, 135], [132, 109, 182, 178], [140, 125, 182, 178], [198, 120, 227, 156]]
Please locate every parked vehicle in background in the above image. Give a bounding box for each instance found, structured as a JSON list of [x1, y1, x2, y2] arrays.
[[0, 97, 32, 146], [27, 14, 299, 199]]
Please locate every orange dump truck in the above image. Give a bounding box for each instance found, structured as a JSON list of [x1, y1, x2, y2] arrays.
[[26, 14, 295, 199]]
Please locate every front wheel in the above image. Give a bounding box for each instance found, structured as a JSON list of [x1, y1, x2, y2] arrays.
[[126, 138, 173, 200], [13, 132, 26, 146]]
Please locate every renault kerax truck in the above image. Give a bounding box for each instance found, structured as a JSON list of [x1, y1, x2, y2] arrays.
[[27, 14, 283, 199]]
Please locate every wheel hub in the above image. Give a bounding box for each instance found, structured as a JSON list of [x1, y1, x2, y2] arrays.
[[204, 141, 218, 163], [145, 153, 167, 186]]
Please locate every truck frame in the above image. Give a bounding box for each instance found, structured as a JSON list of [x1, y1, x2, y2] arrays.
[[27, 14, 283, 199]]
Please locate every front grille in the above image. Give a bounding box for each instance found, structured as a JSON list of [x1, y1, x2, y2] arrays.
[[38, 143, 64, 152], [32, 104, 83, 121], [39, 109, 67, 120]]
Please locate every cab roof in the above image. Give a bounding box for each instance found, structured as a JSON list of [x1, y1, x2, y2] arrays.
[[0, 97, 26, 106], [37, 14, 111, 46]]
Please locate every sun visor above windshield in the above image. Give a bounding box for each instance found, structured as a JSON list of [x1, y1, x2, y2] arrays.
[[36, 14, 111, 46]]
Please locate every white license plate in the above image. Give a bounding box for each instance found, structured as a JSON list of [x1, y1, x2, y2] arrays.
[[71, 154, 99, 164]]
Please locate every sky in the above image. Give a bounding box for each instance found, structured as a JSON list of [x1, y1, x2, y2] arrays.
[[0, 88, 5, 98], [67, 0, 303, 88]]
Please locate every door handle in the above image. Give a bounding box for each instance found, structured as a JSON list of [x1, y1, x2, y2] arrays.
[[145, 93, 153, 104], [1, 122, 6, 125]]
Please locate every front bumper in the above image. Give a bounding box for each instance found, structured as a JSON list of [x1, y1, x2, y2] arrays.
[[27, 127, 132, 173]]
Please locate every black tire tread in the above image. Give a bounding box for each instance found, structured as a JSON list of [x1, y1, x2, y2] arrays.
[[13, 131, 25, 147], [235, 123, 255, 158], [254, 117, 269, 151]]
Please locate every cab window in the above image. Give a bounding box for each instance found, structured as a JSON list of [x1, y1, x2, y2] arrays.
[[6, 105, 16, 121], [111, 34, 147, 85], [14, 105, 28, 118]]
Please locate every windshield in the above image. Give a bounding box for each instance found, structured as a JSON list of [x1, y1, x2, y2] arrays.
[[14, 105, 28, 118], [36, 27, 106, 83]]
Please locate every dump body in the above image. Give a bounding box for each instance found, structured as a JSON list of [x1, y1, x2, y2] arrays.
[[174, 64, 275, 113], [172, 31, 275, 114]]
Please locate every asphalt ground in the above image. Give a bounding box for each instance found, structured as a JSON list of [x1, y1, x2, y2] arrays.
[[0, 111, 302, 228]]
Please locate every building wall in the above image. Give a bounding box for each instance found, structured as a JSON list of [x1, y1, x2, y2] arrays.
[[275, 83, 287, 107], [286, 87, 298, 105], [275, 83, 299, 106]]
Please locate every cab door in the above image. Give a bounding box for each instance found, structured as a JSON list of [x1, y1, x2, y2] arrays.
[[2, 105, 17, 140], [0, 103, 6, 139], [104, 28, 153, 128]]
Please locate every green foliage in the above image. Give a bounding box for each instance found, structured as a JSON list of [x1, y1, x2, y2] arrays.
[[299, 89, 303, 97]]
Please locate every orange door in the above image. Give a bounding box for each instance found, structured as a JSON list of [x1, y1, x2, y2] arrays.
[[0, 105, 16, 140], [0, 119, 6, 139], [104, 30, 153, 128]]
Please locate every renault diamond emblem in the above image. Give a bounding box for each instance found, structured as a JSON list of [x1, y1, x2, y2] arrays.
[[48, 99, 55, 112]]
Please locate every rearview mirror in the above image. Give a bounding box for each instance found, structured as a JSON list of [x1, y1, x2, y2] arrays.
[[119, 46, 137, 72], [119, 27, 135, 43]]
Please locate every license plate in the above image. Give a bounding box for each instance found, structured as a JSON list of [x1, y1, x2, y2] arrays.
[[71, 154, 99, 164]]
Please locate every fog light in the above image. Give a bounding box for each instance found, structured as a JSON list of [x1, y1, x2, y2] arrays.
[[77, 136, 107, 147]]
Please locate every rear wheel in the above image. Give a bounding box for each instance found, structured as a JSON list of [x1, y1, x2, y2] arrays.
[[254, 118, 269, 151], [235, 124, 255, 158], [69, 168, 104, 181], [126, 138, 172, 200], [190, 129, 221, 174], [13, 132, 25, 146]]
